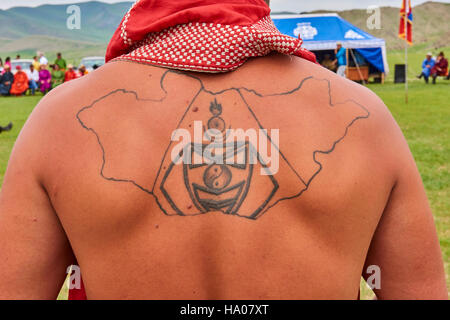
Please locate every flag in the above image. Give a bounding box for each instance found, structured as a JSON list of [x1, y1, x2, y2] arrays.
[[398, 0, 413, 45]]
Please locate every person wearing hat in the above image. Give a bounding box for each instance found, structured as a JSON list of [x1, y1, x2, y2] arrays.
[[333, 42, 347, 78], [417, 52, 435, 83], [0, 0, 446, 301], [0, 64, 13, 96], [64, 64, 78, 82], [10, 65, 29, 96]]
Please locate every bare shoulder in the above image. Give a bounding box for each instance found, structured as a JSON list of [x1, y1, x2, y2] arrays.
[[242, 54, 407, 157], [291, 55, 407, 154], [14, 64, 139, 185]]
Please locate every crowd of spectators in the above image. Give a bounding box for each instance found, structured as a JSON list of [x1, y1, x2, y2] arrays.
[[0, 52, 90, 97]]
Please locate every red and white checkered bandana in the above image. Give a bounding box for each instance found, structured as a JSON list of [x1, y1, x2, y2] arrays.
[[106, 0, 316, 72]]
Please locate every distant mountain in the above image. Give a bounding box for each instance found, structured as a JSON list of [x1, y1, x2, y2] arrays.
[[0, 0, 448, 63], [276, 1, 450, 50], [0, 1, 132, 43], [335, 1, 450, 50]]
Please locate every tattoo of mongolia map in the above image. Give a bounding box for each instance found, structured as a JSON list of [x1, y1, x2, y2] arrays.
[[77, 70, 370, 220]]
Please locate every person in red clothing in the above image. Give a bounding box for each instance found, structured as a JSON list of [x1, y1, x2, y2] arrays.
[[64, 64, 78, 82], [10, 66, 29, 96], [431, 52, 448, 84]]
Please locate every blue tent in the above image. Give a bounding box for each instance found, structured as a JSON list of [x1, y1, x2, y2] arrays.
[[272, 13, 389, 74]]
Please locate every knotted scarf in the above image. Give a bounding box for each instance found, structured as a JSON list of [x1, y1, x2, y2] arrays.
[[106, 0, 316, 72]]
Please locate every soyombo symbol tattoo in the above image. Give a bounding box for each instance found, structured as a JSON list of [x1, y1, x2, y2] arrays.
[[77, 69, 370, 220]]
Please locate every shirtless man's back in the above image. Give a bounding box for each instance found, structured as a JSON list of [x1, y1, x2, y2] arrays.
[[0, 54, 446, 299]]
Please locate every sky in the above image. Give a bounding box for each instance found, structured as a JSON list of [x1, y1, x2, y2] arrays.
[[0, 0, 449, 11]]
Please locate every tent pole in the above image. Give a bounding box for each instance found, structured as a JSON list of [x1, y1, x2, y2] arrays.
[[350, 49, 366, 85], [346, 48, 349, 78], [405, 0, 408, 104]]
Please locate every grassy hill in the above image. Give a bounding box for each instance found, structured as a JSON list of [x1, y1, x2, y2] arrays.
[[0, 1, 131, 64], [280, 1, 449, 50], [0, 1, 448, 65], [280, 1, 450, 50], [337, 1, 450, 50], [0, 1, 132, 43]]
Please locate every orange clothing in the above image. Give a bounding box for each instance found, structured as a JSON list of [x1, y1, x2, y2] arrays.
[[65, 70, 78, 82], [10, 71, 29, 95], [78, 70, 89, 77]]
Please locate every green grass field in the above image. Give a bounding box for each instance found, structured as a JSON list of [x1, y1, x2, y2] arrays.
[[366, 81, 450, 298], [0, 78, 448, 299]]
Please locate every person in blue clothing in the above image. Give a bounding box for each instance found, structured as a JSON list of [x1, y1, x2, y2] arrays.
[[417, 52, 435, 84], [0, 64, 14, 96], [333, 42, 347, 78]]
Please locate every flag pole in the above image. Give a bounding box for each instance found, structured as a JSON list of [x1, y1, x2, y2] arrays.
[[405, 0, 408, 104]]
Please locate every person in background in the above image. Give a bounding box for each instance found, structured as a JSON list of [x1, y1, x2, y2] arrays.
[[38, 51, 48, 66], [32, 56, 41, 71], [26, 64, 39, 95], [333, 42, 347, 78], [0, 123, 13, 134], [38, 64, 51, 94], [51, 64, 65, 89], [54, 53, 67, 71], [430, 52, 448, 84], [10, 66, 29, 96], [64, 64, 78, 82], [4, 57, 12, 72], [15, 54, 21, 60], [0, 58, 3, 73], [321, 54, 336, 72], [417, 52, 435, 84], [77, 65, 88, 77], [0, 65, 14, 96]]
